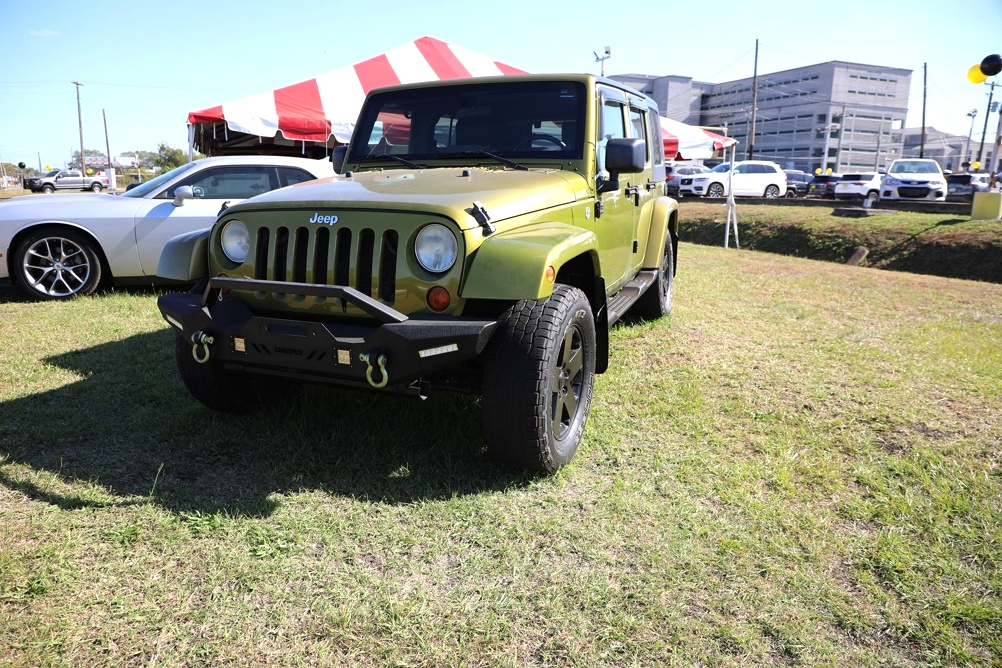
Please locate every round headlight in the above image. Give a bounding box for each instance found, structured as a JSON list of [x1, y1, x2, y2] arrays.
[[220, 219, 250, 264], [415, 223, 458, 273]]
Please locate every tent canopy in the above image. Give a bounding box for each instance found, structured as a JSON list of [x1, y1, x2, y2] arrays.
[[661, 117, 738, 160], [187, 36, 526, 157]]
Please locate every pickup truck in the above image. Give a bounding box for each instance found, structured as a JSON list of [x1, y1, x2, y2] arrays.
[[157, 73, 680, 474], [23, 169, 108, 193]]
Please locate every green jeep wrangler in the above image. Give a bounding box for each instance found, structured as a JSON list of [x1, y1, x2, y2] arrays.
[[157, 74, 679, 474]]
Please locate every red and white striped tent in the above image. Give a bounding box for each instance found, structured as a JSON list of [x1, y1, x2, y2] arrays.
[[661, 117, 738, 160], [187, 36, 527, 157]]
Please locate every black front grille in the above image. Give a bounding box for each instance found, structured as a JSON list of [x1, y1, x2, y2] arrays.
[[681, 178, 693, 186], [254, 225, 399, 303], [898, 187, 931, 198]]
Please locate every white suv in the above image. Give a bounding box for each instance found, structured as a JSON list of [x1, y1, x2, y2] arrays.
[[834, 173, 882, 204], [679, 160, 787, 198], [880, 159, 947, 201]]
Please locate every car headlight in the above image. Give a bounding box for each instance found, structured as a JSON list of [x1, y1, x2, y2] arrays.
[[220, 219, 250, 264], [415, 223, 457, 273], [883, 178, 901, 187], [928, 180, 945, 188]]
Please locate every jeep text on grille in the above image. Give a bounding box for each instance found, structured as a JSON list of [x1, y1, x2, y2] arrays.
[[157, 74, 680, 474]]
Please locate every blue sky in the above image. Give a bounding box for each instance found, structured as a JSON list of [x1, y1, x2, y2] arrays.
[[3, 0, 1001, 170]]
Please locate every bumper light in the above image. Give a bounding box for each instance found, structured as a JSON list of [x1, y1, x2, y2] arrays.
[[427, 286, 451, 311]]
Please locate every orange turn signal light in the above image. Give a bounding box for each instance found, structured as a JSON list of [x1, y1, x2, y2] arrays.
[[427, 286, 451, 311], [545, 266, 556, 284]]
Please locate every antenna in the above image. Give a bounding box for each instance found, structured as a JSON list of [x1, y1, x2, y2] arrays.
[[593, 46, 611, 77]]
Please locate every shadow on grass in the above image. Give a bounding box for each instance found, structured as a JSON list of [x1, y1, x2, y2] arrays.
[[0, 329, 530, 517]]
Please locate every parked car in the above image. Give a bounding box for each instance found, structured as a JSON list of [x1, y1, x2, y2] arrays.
[[0, 155, 334, 300], [834, 173, 882, 204], [946, 173, 994, 202], [678, 160, 787, 198], [665, 163, 710, 197], [784, 170, 813, 197], [880, 159, 946, 202], [807, 174, 843, 198]]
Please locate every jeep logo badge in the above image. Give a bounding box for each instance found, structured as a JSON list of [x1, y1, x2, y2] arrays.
[[308, 212, 339, 226]]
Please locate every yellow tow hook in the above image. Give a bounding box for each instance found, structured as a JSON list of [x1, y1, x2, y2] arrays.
[[359, 351, 389, 388], [191, 330, 214, 364]]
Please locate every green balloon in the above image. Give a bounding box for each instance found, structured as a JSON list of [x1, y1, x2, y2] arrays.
[[981, 54, 1002, 77]]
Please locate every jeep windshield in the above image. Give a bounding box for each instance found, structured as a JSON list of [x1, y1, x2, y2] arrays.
[[347, 80, 586, 164]]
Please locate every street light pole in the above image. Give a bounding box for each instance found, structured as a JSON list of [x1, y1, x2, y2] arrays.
[[71, 81, 85, 174], [964, 108, 978, 169]]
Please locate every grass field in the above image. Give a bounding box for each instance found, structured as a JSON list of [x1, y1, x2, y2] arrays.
[[678, 200, 1002, 284], [1, 243, 1000, 666]]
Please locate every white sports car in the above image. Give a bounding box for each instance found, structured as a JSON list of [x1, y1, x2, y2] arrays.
[[0, 155, 334, 300]]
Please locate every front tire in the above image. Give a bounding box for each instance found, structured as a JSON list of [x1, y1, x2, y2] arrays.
[[765, 185, 781, 198], [174, 333, 267, 413], [14, 228, 103, 300], [482, 285, 596, 474], [707, 182, 725, 198], [41, 184, 54, 194]]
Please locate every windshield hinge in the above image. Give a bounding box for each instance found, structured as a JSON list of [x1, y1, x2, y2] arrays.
[[469, 200, 495, 235]]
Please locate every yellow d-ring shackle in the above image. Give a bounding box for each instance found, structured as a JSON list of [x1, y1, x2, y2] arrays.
[[359, 351, 389, 388], [191, 331, 214, 364]]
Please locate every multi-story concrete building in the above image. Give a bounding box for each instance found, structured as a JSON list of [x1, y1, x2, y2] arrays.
[[613, 61, 975, 174]]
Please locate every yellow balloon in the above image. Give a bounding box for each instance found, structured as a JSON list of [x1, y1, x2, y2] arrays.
[[826, 167, 833, 174], [45, 165, 51, 171], [86, 167, 93, 175], [814, 168, 821, 174], [968, 64, 988, 84], [972, 161, 981, 170]]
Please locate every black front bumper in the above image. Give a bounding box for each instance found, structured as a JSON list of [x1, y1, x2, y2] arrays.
[[157, 277, 497, 391]]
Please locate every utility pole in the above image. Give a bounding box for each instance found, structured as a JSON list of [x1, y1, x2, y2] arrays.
[[834, 102, 846, 172], [874, 117, 884, 171], [71, 81, 85, 174], [977, 81, 996, 165], [919, 63, 927, 158], [747, 39, 759, 160], [103, 109, 115, 189]]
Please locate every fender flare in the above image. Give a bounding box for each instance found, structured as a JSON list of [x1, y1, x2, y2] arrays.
[[641, 196, 679, 269], [461, 222, 600, 301], [157, 229, 210, 281]]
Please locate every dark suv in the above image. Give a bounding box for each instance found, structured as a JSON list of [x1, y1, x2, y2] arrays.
[[784, 170, 812, 197], [807, 174, 843, 198]]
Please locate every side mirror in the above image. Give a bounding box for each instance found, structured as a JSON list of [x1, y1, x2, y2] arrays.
[[331, 146, 347, 174], [172, 185, 194, 207], [598, 138, 646, 194]]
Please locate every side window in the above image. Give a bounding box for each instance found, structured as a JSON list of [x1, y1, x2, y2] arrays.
[[278, 167, 318, 187], [169, 166, 275, 200], [734, 164, 750, 174], [628, 106, 650, 164], [648, 111, 665, 165], [598, 100, 626, 173]]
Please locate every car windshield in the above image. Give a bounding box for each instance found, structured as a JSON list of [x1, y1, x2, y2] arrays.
[[43, 169, 60, 177], [947, 174, 972, 185], [121, 162, 200, 198], [890, 160, 941, 175], [348, 80, 586, 163]]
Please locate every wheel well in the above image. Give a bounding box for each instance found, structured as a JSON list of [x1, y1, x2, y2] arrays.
[[8, 224, 112, 286]]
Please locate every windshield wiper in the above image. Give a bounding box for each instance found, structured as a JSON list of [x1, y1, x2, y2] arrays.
[[459, 151, 528, 171], [358, 153, 422, 169]]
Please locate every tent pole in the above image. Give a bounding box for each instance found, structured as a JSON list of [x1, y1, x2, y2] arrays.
[[725, 145, 739, 248]]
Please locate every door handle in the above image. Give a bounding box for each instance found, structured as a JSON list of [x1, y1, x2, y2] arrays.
[[624, 185, 640, 206]]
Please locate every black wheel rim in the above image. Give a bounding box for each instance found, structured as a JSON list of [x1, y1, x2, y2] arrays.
[[549, 323, 585, 441], [22, 237, 92, 297]]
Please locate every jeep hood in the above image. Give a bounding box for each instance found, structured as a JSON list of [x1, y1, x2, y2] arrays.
[[225, 168, 591, 230]]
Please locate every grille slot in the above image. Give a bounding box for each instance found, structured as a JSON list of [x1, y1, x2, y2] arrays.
[[250, 224, 397, 305], [379, 231, 398, 302]]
